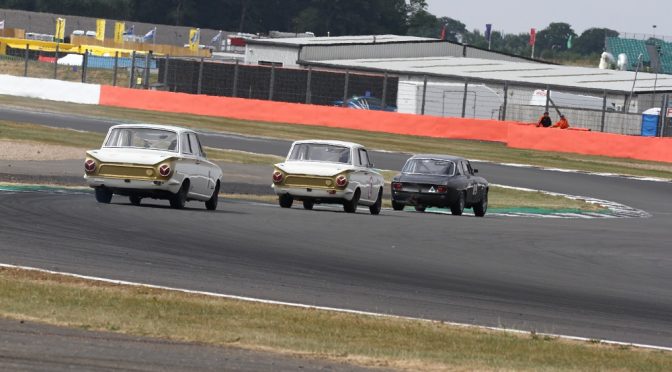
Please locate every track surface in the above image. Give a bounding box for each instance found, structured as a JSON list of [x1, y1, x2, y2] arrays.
[[1, 106, 672, 348]]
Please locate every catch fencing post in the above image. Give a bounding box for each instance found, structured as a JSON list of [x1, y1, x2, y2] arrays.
[[461, 79, 469, 118], [81, 50, 88, 83], [545, 85, 550, 113], [197, 57, 204, 94], [23, 44, 29, 77], [162, 55, 169, 90], [232, 60, 239, 97], [268, 64, 275, 101], [112, 51, 119, 86], [659, 95, 669, 137], [143, 52, 151, 89], [381, 72, 388, 108], [501, 83, 509, 121], [342, 70, 350, 107], [53, 43, 59, 79], [305, 66, 312, 104], [600, 90, 607, 132], [421, 75, 428, 115], [129, 51, 136, 88]]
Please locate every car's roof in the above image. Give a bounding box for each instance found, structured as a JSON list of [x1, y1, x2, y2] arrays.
[[409, 154, 466, 162], [292, 139, 364, 148], [109, 124, 195, 133]]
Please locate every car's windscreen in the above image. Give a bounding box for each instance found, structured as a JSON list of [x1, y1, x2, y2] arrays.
[[288, 143, 351, 164], [402, 159, 455, 175], [104, 128, 178, 152]]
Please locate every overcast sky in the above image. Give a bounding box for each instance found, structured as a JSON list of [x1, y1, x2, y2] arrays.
[[426, 0, 671, 38]]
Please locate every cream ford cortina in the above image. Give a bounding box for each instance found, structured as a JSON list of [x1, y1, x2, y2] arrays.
[[84, 124, 223, 210], [272, 140, 385, 214]]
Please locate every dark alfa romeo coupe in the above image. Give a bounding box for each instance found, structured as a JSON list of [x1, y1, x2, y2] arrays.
[[391, 154, 489, 217]]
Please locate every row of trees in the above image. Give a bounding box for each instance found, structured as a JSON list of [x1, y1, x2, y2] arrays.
[[1, 0, 617, 60]]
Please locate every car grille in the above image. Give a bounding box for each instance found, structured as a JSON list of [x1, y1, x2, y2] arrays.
[[284, 175, 333, 188], [98, 164, 156, 180]]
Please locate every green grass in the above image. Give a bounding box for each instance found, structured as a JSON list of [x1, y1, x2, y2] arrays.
[[1, 94, 671, 179], [1, 268, 670, 371]]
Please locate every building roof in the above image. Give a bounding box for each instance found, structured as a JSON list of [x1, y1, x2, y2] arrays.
[[303, 56, 672, 94], [246, 34, 434, 48]]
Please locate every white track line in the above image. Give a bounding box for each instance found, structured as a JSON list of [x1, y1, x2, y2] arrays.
[[1, 263, 670, 352]]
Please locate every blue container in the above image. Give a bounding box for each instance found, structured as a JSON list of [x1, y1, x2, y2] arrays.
[[641, 114, 659, 136]]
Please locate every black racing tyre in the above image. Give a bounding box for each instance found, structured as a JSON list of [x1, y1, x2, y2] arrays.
[[369, 189, 383, 215], [474, 189, 488, 217], [451, 192, 465, 216], [170, 181, 189, 209], [391, 200, 405, 211], [205, 182, 220, 211], [129, 194, 142, 206], [343, 189, 360, 213], [414, 205, 426, 212], [302, 200, 314, 210], [95, 187, 112, 204], [279, 194, 293, 208]]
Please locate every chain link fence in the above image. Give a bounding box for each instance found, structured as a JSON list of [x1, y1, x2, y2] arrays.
[[2, 46, 670, 137]]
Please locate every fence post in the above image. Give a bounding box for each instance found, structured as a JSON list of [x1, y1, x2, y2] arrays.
[[232, 60, 239, 97], [268, 64, 275, 101], [162, 55, 169, 89], [544, 85, 550, 113], [600, 90, 607, 132], [305, 66, 312, 104], [81, 50, 88, 83], [342, 70, 350, 107], [659, 95, 668, 138], [24, 44, 29, 77], [129, 51, 136, 88], [144, 52, 151, 89], [53, 43, 59, 79], [197, 57, 204, 94], [112, 51, 119, 86], [461, 79, 469, 118], [381, 72, 388, 108], [421, 75, 428, 115], [501, 83, 508, 121]]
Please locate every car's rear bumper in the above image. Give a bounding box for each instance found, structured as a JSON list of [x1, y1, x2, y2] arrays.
[[392, 190, 458, 207], [273, 185, 353, 201], [85, 176, 182, 195]]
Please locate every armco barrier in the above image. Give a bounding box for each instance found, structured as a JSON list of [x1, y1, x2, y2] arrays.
[[98, 86, 510, 143], [0, 74, 100, 105]]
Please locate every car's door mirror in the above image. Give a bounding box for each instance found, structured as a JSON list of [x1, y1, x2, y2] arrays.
[[201, 151, 207, 159], [368, 162, 374, 168], [474, 169, 478, 174]]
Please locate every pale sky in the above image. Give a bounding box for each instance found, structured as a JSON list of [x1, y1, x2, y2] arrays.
[[426, 0, 671, 38]]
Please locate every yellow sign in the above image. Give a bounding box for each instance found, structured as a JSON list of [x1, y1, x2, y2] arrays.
[[114, 22, 125, 44], [96, 19, 106, 41], [188, 28, 200, 51], [55, 18, 66, 41]]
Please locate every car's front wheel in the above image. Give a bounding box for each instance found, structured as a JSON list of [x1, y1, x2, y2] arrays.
[[170, 181, 189, 209], [414, 205, 426, 212], [473, 189, 488, 217], [391, 200, 405, 211], [205, 182, 220, 211], [279, 194, 293, 208], [451, 192, 465, 216], [129, 194, 142, 206], [302, 200, 314, 210], [369, 189, 382, 215], [95, 187, 112, 204], [343, 189, 360, 213]]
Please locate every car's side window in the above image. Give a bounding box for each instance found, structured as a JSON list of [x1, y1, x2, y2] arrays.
[[188, 133, 202, 157], [466, 162, 475, 176], [358, 149, 370, 167], [181, 133, 193, 155], [460, 162, 469, 176]]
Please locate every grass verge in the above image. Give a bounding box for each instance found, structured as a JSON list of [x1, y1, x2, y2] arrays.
[[1, 268, 670, 371], [1, 94, 672, 179]]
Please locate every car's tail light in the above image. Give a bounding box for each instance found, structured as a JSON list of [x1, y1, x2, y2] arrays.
[[392, 182, 402, 191], [437, 186, 448, 193], [159, 164, 171, 177], [335, 175, 348, 187], [84, 159, 96, 173], [272, 171, 284, 184]]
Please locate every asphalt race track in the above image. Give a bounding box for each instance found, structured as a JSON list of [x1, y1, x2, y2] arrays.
[[1, 106, 672, 348]]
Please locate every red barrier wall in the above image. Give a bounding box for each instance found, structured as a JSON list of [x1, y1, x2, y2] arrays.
[[99, 86, 509, 143], [99, 86, 672, 164]]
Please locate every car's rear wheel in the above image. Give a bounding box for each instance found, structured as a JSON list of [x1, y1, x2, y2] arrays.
[[474, 189, 488, 217], [279, 194, 293, 208], [369, 189, 382, 215], [302, 200, 314, 210], [451, 192, 465, 216], [343, 189, 360, 213], [391, 200, 405, 211], [95, 187, 112, 204], [170, 181, 189, 209], [414, 205, 426, 212], [129, 194, 142, 206], [205, 182, 220, 211]]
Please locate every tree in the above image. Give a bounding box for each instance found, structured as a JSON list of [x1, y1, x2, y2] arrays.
[[574, 27, 619, 55], [536, 22, 576, 54]]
